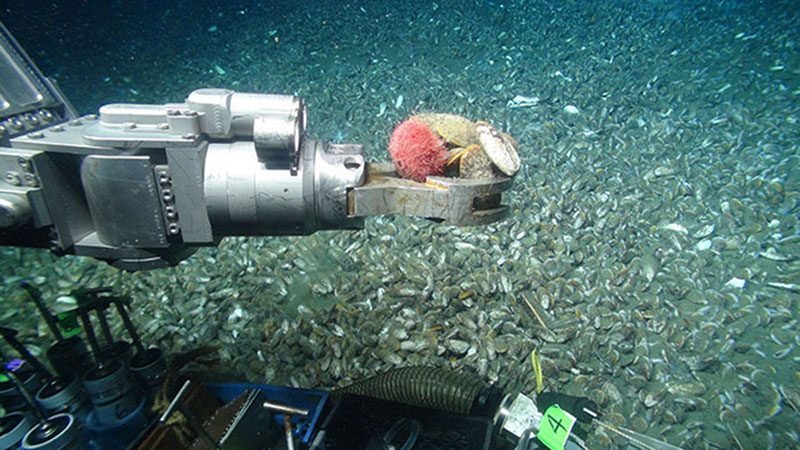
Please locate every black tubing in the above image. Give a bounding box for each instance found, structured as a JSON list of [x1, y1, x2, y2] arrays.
[[333, 366, 489, 415]]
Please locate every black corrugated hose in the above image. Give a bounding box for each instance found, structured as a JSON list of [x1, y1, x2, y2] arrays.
[[333, 366, 503, 416]]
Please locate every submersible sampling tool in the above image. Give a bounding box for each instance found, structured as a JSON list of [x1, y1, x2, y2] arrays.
[[318, 366, 598, 449], [0, 327, 92, 450], [54, 286, 167, 393], [45, 287, 167, 392], [0, 328, 52, 414], [0, 21, 514, 271], [0, 284, 167, 449], [327, 366, 683, 450], [0, 326, 91, 425], [20, 281, 94, 379], [67, 286, 167, 425], [2, 369, 84, 450]]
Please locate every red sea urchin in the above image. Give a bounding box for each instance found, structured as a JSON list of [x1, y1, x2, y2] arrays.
[[388, 118, 448, 182]]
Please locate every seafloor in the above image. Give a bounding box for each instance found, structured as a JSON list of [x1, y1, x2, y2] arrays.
[[2, 0, 799, 448]]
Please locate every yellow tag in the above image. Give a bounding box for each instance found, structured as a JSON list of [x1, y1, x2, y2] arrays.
[[531, 349, 543, 393]]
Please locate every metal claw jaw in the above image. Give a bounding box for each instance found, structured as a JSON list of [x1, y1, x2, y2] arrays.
[[348, 162, 513, 226]]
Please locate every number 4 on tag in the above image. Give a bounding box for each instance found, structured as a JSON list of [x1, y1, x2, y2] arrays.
[[538, 405, 577, 450]]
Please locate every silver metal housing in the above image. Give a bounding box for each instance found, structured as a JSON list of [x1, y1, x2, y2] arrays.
[[204, 138, 364, 236], [1, 87, 366, 270]]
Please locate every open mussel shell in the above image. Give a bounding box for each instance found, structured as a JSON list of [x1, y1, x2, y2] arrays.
[[476, 122, 520, 177]]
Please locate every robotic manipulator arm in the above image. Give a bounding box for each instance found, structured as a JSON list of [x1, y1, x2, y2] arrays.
[[0, 24, 512, 271]]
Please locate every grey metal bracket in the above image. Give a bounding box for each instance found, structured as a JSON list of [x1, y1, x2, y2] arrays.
[[349, 162, 512, 226]]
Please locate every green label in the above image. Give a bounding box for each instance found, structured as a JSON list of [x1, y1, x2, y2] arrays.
[[0, 373, 8, 383], [56, 311, 82, 338], [538, 405, 577, 450]]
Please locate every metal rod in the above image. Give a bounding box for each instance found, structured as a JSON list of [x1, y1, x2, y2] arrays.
[[95, 307, 114, 347], [20, 281, 63, 341], [0, 327, 53, 380], [262, 400, 309, 417], [284, 414, 295, 450], [77, 308, 101, 360], [159, 379, 192, 423], [114, 300, 146, 355], [593, 420, 681, 450], [262, 400, 307, 450], [5, 370, 49, 425], [582, 407, 599, 420]]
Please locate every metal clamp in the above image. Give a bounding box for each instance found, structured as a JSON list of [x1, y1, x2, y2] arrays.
[[348, 162, 512, 226]]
